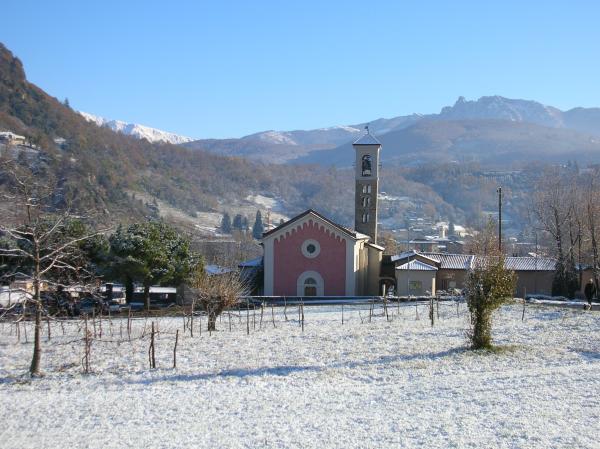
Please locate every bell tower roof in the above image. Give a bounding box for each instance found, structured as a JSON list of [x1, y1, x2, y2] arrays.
[[353, 126, 381, 146]]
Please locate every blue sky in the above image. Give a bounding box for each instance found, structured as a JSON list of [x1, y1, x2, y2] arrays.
[[2, 1, 599, 139]]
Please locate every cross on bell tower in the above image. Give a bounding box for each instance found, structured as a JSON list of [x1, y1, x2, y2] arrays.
[[353, 125, 381, 244]]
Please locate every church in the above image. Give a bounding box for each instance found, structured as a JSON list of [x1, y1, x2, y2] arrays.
[[255, 128, 559, 298], [261, 129, 386, 296]]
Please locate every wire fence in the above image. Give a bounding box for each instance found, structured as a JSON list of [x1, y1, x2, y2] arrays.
[[0, 297, 589, 376]]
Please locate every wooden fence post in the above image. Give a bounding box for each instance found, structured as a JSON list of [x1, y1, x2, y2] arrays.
[[83, 314, 91, 374], [127, 308, 132, 341], [259, 302, 264, 330], [173, 329, 179, 369], [384, 297, 389, 322], [429, 296, 435, 327], [271, 303, 276, 328], [149, 321, 156, 369], [246, 300, 250, 335], [190, 301, 195, 338]]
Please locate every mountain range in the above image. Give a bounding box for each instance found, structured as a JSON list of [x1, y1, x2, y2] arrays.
[[1, 40, 600, 237], [78, 89, 600, 168], [182, 96, 600, 167]]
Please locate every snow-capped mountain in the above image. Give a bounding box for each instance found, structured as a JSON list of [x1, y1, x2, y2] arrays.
[[79, 111, 194, 144], [246, 125, 362, 147], [190, 95, 600, 167]]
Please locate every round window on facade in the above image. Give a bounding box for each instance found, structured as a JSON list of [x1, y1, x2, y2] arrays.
[[301, 239, 321, 258]]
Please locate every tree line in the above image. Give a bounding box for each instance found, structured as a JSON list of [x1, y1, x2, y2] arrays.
[[220, 210, 266, 240], [531, 165, 600, 297]]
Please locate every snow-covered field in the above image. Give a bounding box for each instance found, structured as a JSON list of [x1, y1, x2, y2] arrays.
[[1, 303, 599, 449]]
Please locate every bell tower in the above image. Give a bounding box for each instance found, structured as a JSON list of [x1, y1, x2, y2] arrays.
[[353, 126, 381, 244]]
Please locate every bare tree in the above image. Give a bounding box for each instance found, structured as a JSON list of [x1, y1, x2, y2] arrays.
[[187, 267, 247, 332], [0, 161, 104, 376], [532, 169, 578, 297], [466, 216, 499, 256], [584, 169, 600, 293]]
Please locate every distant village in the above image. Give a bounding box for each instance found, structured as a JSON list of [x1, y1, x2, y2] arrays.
[[1, 127, 591, 316]]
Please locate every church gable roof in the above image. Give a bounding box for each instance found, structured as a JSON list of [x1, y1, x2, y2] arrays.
[[262, 209, 366, 241]]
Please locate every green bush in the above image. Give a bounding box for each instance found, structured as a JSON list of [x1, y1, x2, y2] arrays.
[[465, 256, 516, 349]]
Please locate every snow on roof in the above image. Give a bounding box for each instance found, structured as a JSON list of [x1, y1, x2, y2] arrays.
[[421, 253, 475, 269], [421, 252, 556, 271], [353, 132, 381, 146], [391, 250, 439, 265], [0, 131, 25, 140], [133, 286, 177, 294], [205, 264, 234, 276], [390, 250, 419, 262], [365, 242, 385, 251], [0, 289, 32, 307], [239, 257, 263, 268], [396, 260, 438, 271], [504, 257, 556, 271]]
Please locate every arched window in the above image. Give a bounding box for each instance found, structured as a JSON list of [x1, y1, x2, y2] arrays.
[[361, 155, 372, 176], [361, 184, 372, 194], [362, 212, 369, 223], [362, 196, 370, 207]]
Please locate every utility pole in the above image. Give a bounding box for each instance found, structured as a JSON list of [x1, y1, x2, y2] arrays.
[[497, 186, 502, 252], [406, 221, 411, 300], [534, 231, 538, 293]]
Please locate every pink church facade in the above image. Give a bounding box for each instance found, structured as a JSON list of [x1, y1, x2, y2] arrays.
[[273, 219, 347, 296], [262, 210, 383, 296]]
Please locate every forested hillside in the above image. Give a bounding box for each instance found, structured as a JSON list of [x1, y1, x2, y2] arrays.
[[0, 44, 361, 227], [0, 43, 554, 233]]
